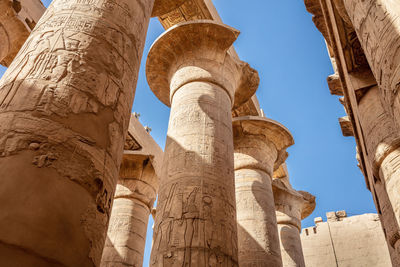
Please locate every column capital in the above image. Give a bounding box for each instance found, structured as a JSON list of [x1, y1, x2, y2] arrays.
[[116, 153, 158, 210], [273, 179, 316, 231], [146, 20, 259, 108], [232, 116, 294, 173], [152, 0, 187, 17]]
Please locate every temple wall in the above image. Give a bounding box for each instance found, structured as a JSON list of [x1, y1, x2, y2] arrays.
[[301, 212, 391, 267]]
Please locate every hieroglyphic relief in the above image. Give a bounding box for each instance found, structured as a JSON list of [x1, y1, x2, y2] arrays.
[[124, 132, 142, 151], [342, 0, 400, 119], [0, 0, 154, 265], [150, 85, 238, 266], [158, 0, 212, 29]]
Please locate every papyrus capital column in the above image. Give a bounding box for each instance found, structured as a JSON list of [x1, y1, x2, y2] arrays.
[[273, 178, 315, 267], [233, 116, 294, 267], [101, 153, 159, 267], [0, 0, 159, 265], [146, 20, 259, 266]]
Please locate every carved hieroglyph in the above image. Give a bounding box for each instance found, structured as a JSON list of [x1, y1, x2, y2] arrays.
[[342, 0, 400, 123], [146, 20, 259, 266], [0, 0, 156, 265], [100, 154, 158, 267], [233, 116, 294, 267], [152, 0, 187, 17], [357, 86, 400, 239], [273, 178, 315, 267], [303, 0, 400, 263]]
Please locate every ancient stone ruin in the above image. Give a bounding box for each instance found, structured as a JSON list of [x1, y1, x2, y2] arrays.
[[0, 0, 398, 266]]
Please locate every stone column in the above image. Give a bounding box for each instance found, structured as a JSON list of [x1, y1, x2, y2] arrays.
[[101, 154, 158, 267], [146, 21, 259, 266], [357, 86, 400, 232], [0, 0, 182, 265], [273, 178, 315, 267], [342, 0, 400, 123], [232, 116, 294, 267]]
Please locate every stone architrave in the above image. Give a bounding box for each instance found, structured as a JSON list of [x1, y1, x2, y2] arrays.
[[0, 0, 45, 66], [342, 0, 400, 124], [152, 0, 187, 17], [232, 116, 294, 267], [272, 178, 316, 267], [0, 0, 178, 265], [146, 20, 259, 266]]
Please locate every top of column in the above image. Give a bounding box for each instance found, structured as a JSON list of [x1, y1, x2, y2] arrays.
[[233, 116, 294, 168], [146, 20, 259, 108], [273, 178, 316, 221]]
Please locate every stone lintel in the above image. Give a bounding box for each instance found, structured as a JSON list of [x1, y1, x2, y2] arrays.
[[304, 0, 375, 193], [0, 0, 45, 66], [304, 0, 332, 46], [339, 116, 354, 137], [146, 20, 258, 108], [152, 0, 188, 17], [157, 0, 213, 29]]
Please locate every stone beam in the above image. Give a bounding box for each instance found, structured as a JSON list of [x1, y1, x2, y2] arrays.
[[343, 0, 400, 125], [303, 0, 400, 264], [0, 0, 45, 66]]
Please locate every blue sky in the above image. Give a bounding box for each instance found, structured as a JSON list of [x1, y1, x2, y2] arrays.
[[2, 0, 377, 266]]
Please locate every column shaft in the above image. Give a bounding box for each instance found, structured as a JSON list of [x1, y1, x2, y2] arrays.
[[0, 0, 154, 265], [358, 86, 400, 230], [151, 81, 238, 266], [343, 0, 400, 122], [233, 130, 286, 267], [277, 224, 305, 267], [235, 168, 282, 266], [273, 184, 310, 267], [101, 186, 151, 267]]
